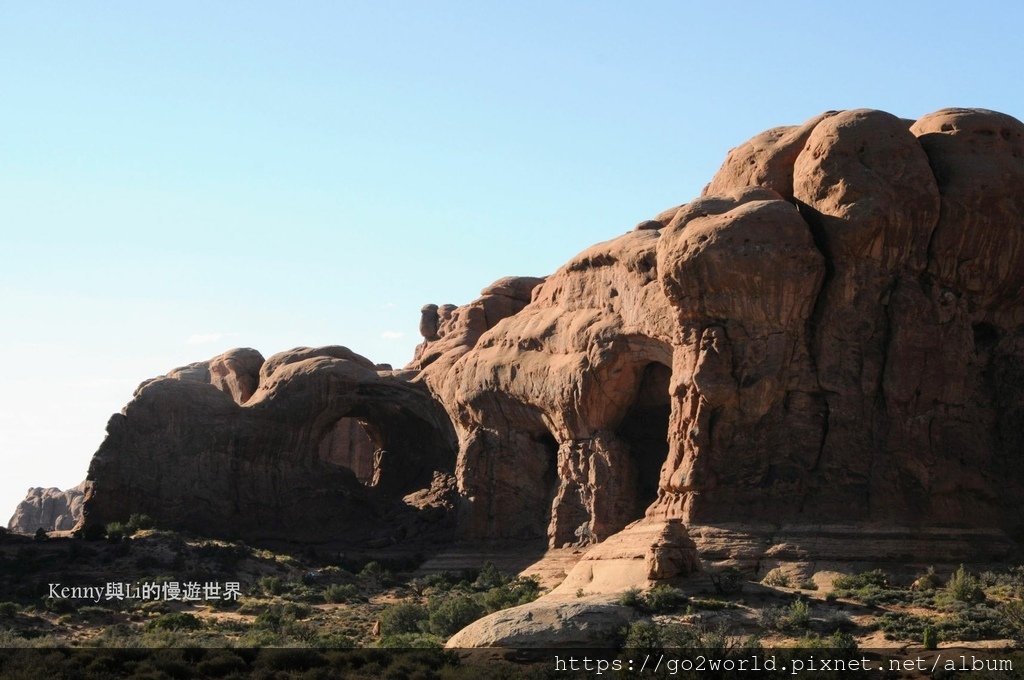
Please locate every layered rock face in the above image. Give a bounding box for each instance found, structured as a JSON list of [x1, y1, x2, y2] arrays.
[[76, 107, 1024, 567], [82, 346, 459, 542], [434, 107, 1024, 564], [8, 483, 87, 534]]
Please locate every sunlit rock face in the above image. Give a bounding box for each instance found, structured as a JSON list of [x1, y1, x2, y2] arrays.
[[78, 108, 1024, 567]]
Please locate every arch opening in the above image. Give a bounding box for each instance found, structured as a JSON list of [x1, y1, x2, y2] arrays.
[[317, 416, 377, 484], [615, 361, 672, 520]]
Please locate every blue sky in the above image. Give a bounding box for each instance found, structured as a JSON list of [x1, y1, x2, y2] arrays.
[[2, 1, 1022, 519]]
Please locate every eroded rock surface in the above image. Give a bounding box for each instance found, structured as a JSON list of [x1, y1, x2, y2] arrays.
[[75, 107, 1024, 571], [8, 483, 87, 534], [82, 346, 458, 543]]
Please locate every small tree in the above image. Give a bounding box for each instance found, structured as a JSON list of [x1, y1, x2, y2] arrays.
[[33, 528, 48, 542], [922, 625, 938, 650]]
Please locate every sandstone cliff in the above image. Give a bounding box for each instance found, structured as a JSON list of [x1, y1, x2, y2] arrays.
[[8, 483, 87, 534], [72, 107, 1024, 573]]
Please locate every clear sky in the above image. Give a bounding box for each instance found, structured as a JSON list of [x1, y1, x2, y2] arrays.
[[2, 1, 1022, 521]]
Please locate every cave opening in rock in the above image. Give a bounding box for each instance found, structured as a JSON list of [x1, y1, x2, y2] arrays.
[[536, 431, 560, 536], [315, 402, 456, 495], [317, 416, 378, 484], [615, 361, 672, 520]]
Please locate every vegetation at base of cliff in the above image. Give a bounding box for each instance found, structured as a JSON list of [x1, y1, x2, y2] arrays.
[[375, 562, 542, 641], [4, 527, 1024, 659], [0, 530, 545, 650], [618, 584, 687, 613]]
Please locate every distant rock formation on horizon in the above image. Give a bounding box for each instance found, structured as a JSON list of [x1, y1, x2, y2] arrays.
[[57, 107, 1024, 580], [8, 483, 87, 534]]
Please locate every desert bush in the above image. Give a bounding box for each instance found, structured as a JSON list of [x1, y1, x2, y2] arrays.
[[376, 632, 443, 648], [616, 585, 686, 614], [877, 611, 934, 641], [758, 599, 810, 632], [923, 625, 938, 650], [105, 521, 127, 542], [259, 576, 284, 596], [359, 561, 393, 589], [125, 513, 155, 534], [998, 599, 1024, 639], [798, 579, 818, 591], [324, 583, 360, 604], [643, 585, 688, 613], [757, 605, 785, 630], [76, 605, 116, 623], [761, 568, 790, 588], [33, 528, 48, 542], [146, 612, 202, 631], [378, 602, 429, 635], [196, 653, 249, 676], [618, 587, 643, 609], [0, 602, 18, 618], [426, 594, 484, 637], [943, 565, 985, 604], [793, 631, 858, 652], [784, 598, 811, 629], [913, 566, 942, 591], [474, 561, 508, 590], [622, 621, 662, 652], [833, 569, 889, 590], [313, 631, 357, 648], [478, 575, 541, 612]]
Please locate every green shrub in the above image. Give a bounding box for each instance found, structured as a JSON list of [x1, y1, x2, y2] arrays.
[[923, 625, 938, 650], [794, 631, 858, 652], [833, 569, 889, 590], [758, 599, 811, 632], [426, 594, 484, 637], [126, 514, 155, 534], [196, 653, 248, 676], [998, 600, 1024, 639], [943, 565, 985, 604], [913, 566, 942, 591], [761, 568, 790, 588], [616, 585, 686, 614], [259, 576, 284, 596], [146, 612, 202, 631], [622, 621, 662, 652], [313, 632, 357, 648], [878, 612, 931, 641], [0, 602, 18, 618], [359, 561, 393, 589], [105, 521, 127, 542], [33, 528, 48, 542], [378, 602, 429, 635], [798, 579, 818, 591], [376, 632, 443, 648], [784, 598, 811, 629], [478, 576, 541, 612], [618, 587, 643, 609], [643, 585, 687, 613], [324, 583, 360, 603], [474, 562, 508, 590]]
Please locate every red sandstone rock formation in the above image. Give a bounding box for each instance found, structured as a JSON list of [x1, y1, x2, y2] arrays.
[[7, 483, 87, 534], [74, 107, 1024, 570], [82, 346, 458, 542]]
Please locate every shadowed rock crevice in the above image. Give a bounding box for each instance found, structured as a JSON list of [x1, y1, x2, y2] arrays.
[[614, 361, 671, 521]]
